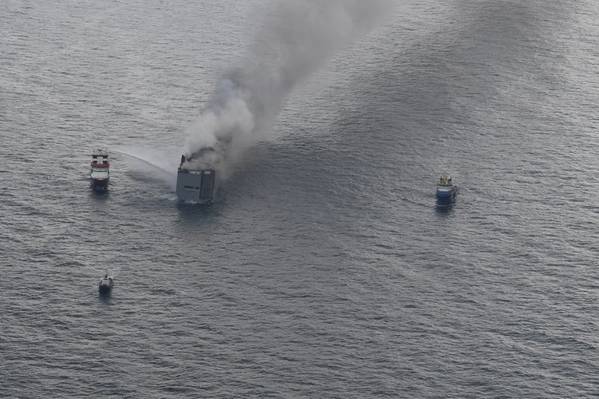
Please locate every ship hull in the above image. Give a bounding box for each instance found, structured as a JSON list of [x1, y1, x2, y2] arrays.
[[176, 169, 216, 204], [98, 279, 113, 295], [436, 186, 457, 205], [91, 178, 109, 192], [98, 285, 112, 295]]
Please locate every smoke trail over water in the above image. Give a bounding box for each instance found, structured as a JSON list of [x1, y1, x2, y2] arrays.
[[183, 0, 392, 174]]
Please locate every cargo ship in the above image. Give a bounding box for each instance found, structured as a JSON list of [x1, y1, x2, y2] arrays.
[[90, 150, 110, 192], [176, 151, 216, 204]]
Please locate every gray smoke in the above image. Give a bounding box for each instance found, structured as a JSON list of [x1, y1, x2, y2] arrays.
[[183, 0, 392, 173]]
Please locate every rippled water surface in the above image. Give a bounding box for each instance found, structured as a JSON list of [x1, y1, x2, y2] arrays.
[[2, 0, 599, 397]]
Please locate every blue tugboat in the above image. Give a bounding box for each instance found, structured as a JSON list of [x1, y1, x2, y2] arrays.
[[436, 176, 457, 205]]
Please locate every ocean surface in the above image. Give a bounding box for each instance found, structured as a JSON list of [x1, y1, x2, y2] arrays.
[[2, 0, 599, 397]]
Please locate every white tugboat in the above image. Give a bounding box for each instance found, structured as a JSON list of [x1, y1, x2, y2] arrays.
[[90, 150, 110, 192]]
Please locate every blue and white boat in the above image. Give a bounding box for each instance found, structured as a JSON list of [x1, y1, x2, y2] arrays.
[[436, 176, 457, 204]]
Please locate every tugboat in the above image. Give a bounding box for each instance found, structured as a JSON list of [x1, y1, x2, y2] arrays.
[[436, 175, 458, 205], [98, 274, 114, 295], [90, 150, 110, 192]]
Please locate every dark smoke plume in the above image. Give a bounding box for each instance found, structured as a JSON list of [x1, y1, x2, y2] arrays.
[[183, 0, 392, 173]]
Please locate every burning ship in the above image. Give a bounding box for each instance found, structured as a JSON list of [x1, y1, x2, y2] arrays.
[[176, 147, 217, 204], [90, 149, 110, 192]]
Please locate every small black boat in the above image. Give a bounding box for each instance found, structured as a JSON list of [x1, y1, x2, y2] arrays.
[[98, 274, 114, 295]]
